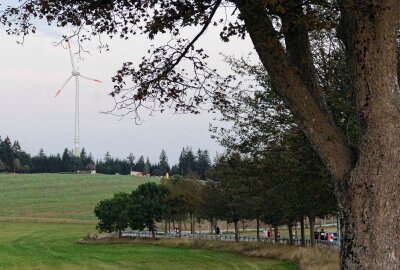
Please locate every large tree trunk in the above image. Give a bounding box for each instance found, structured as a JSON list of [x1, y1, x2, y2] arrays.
[[235, 0, 354, 180], [309, 216, 316, 246], [274, 226, 279, 243], [338, 1, 400, 268], [300, 217, 305, 246], [234, 220, 239, 242], [236, 0, 400, 268], [189, 213, 194, 234], [256, 215, 260, 241], [287, 224, 294, 245]]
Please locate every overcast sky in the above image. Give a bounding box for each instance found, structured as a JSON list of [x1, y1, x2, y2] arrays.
[[0, 5, 255, 164]]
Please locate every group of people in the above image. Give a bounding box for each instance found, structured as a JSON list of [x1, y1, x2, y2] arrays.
[[314, 229, 334, 241], [263, 228, 280, 238]]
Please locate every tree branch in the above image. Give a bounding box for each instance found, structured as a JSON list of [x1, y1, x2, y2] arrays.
[[233, 0, 354, 181]]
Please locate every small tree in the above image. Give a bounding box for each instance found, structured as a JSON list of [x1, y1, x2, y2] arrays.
[[12, 158, 21, 173], [0, 160, 5, 172], [94, 192, 130, 238], [129, 182, 169, 238]]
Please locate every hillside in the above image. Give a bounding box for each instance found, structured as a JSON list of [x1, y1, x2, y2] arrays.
[[0, 173, 158, 222]]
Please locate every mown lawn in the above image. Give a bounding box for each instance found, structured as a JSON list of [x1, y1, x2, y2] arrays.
[[0, 173, 157, 221], [0, 221, 297, 270], [0, 173, 299, 269]]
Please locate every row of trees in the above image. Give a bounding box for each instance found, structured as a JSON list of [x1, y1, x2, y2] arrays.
[[0, 137, 31, 173], [95, 166, 337, 245], [95, 182, 168, 238], [0, 137, 211, 178], [3, 0, 400, 267], [90, 40, 340, 245]]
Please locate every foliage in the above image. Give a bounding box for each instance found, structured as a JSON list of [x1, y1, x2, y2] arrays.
[[178, 147, 211, 179], [162, 176, 202, 233], [0, 136, 31, 172], [129, 182, 169, 237], [2, 1, 399, 265], [94, 192, 131, 237], [0, 134, 210, 176], [211, 56, 339, 228]]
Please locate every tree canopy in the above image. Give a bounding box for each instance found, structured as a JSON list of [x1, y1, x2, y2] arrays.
[[2, 0, 400, 268]]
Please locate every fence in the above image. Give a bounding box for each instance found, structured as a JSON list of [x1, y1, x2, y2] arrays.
[[122, 231, 339, 248]]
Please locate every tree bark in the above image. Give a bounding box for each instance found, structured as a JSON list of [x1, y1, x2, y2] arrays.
[[338, 1, 400, 269], [256, 215, 260, 241], [189, 213, 194, 234], [288, 224, 294, 245], [309, 216, 316, 246], [234, 220, 239, 242], [300, 217, 305, 246], [235, 0, 400, 268], [234, 0, 354, 181], [178, 220, 182, 238], [273, 226, 279, 243]]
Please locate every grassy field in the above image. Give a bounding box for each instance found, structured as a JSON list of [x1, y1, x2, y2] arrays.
[[0, 173, 156, 221], [0, 173, 298, 269], [0, 221, 297, 270]]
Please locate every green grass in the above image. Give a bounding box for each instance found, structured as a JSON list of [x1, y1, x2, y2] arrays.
[[0, 173, 298, 269], [0, 173, 157, 221], [0, 221, 297, 270]]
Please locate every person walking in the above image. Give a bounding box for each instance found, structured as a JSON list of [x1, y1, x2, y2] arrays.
[[320, 229, 325, 240]]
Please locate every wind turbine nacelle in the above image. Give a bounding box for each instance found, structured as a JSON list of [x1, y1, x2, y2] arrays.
[[72, 70, 80, 76]]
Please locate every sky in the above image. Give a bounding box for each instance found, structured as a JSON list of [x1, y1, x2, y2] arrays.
[[0, 5, 255, 164]]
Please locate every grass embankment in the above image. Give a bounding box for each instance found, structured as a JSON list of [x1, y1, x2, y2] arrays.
[[0, 221, 295, 270], [82, 237, 338, 270], [0, 173, 156, 221]]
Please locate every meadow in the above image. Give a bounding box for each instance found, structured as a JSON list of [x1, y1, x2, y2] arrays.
[[0, 173, 298, 270], [0, 173, 156, 221], [0, 221, 296, 270]]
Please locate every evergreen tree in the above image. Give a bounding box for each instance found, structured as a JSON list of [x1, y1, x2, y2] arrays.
[[135, 156, 145, 172], [12, 141, 21, 156], [178, 147, 195, 177], [170, 165, 180, 176], [144, 157, 151, 175], [158, 149, 170, 176], [0, 160, 5, 172], [195, 149, 211, 180], [127, 153, 135, 171], [61, 148, 74, 172], [1, 137, 14, 170]]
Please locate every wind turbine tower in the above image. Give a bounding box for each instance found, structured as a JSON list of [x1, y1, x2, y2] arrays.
[[55, 40, 102, 157]]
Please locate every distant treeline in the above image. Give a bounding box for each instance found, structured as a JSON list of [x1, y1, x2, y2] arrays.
[[0, 136, 211, 178]]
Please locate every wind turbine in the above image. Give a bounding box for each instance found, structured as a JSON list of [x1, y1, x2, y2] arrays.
[[55, 39, 102, 157]]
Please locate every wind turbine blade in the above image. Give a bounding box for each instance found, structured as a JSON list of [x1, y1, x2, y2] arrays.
[[67, 39, 76, 71], [55, 75, 73, 97], [79, 74, 102, 83]]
